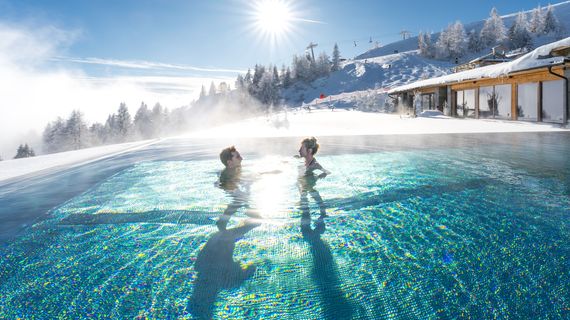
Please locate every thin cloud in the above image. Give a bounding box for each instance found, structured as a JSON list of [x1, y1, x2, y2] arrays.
[[51, 56, 247, 74], [293, 17, 326, 24]]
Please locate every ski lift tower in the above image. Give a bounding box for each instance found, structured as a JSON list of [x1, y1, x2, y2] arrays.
[[306, 42, 318, 62]]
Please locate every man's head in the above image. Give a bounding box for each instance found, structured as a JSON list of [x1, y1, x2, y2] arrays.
[[299, 137, 319, 157], [220, 146, 242, 168]]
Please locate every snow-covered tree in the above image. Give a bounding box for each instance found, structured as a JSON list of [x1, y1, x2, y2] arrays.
[[315, 52, 331, 77], [543, 5, 561, 35], [116, 102, 133, 141], [66, 110, 88, 150], [151, 103, 167, 137], [282, 66, 292, 88], [292, 54, 312, 82], [208, 81, 217, 96], [480, 7, 507, 47], [331, 43, 341, 71], [134, 102, 153, 139], [14, 143, 35, 159], [244, 69, 253, 90], [272, 66, 280, 87], [467, 29, 482, 52], [42, 117, 68, 153], [529, 6, 544, 34], [435, 22, 466, 60], [199, 85, 206, 100], [509, 12, 532, 49], [235, 74, 246, 91], [418, 32, 433, 57], [258, 72, 278, 107], [251, 64, 265, 94]]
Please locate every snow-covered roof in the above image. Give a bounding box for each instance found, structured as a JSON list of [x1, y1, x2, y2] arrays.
[[388, 37, 570, 94]]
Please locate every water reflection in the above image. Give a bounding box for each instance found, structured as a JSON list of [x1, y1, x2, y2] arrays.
[[298, 171, 353, 319]]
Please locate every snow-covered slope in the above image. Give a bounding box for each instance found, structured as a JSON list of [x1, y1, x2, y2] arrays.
[[283, 51, 453, 104], [283, 1, 570, 106]]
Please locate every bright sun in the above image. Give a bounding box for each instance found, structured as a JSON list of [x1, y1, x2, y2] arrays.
[[254, 0, 292, 37]]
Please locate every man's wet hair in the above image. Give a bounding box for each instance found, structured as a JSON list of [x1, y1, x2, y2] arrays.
[[301, 137, 319, 155], [220, 146, 237, 166]]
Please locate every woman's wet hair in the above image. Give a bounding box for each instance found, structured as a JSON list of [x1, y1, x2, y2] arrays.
[[220, 146, 237, 166], [301, 137, 319, 155]]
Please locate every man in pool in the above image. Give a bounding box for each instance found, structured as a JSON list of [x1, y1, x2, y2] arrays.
[[217, 146, 265, 230], [217, 146, 248, 230], [298, 137, 330, 218]]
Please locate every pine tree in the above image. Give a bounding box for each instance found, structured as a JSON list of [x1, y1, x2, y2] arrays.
[[331, 43, 341, 71], [509, 12, 532, 49], [542, 5, 560, 35], [199, 85, 206, 100], [151, 103, 166, 137], [116, 103, 133, 142], [283, 67, 292, 88], [529, 6, 544, 34], [134, 102, 153, 139], [272, 66, 280, 87], [467, 29, 482, 52], [316, 52, 331, 77], [235, 74, 246, 91], [42, 117, 69, 153], [14, 143, 35, 159], [480, 7, 507, 47], [418, 32, 426, 54], [208, 81, 217, 96], [66, 110, 88, 150], [449, 21, 467, 58], [435, 22, 466, 60], [244, 69, 253, 90]]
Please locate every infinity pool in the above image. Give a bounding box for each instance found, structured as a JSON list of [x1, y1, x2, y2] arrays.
[[0, 133, 568, 319]]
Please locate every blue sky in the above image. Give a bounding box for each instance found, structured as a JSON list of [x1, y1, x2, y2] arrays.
[[0, 0, 556, 72]]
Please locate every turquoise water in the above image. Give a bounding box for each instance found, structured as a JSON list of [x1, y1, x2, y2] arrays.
[[0, 134, 569, 319]]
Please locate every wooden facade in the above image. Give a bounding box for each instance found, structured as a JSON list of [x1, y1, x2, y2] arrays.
[[392, 62, 569, 124]]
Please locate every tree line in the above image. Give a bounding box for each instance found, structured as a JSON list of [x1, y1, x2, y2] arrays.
[[418, 5, 564, 60], [8, 42, 345, 158]]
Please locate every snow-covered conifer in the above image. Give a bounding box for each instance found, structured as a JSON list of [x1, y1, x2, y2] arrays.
[[208, 81, 217, 96], [480, 7, 507, 47], [66, 110, 88, 150], [116, 103, 133, 141], [529, 6, 544, 34], [542, 5, 560, 35], [331, 43, 341, 71], [467, 29, 482, 52], [134, 102, 153, 139], [509, 12, 532, 49]]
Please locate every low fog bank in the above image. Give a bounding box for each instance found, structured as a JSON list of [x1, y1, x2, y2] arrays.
[[186, 108, 568, 139]]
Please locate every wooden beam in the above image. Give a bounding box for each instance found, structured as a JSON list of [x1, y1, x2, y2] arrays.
[[511, 83, 517, 120]]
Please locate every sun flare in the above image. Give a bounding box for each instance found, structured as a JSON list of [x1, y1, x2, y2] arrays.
[[254, 0, 292, 37]]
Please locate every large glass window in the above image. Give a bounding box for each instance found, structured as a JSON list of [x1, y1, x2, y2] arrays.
[[456, 90, 464, 117], [542, 80, 565, 123], [479, 86, 494, 118], [464, 89, 476, 118], [495, 84, 511, 119], [517, 82, 538, 121], [421, 94, 434, 111]]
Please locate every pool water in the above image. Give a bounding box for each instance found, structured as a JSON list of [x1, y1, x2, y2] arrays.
[[0, 133, 569, 319]]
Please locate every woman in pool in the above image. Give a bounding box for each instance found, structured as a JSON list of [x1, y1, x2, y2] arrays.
[[298, 137, 330, 178], [298, 137, 330, 218]]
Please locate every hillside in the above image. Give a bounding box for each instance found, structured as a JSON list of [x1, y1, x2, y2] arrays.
[[282, 1, 570, 106]]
